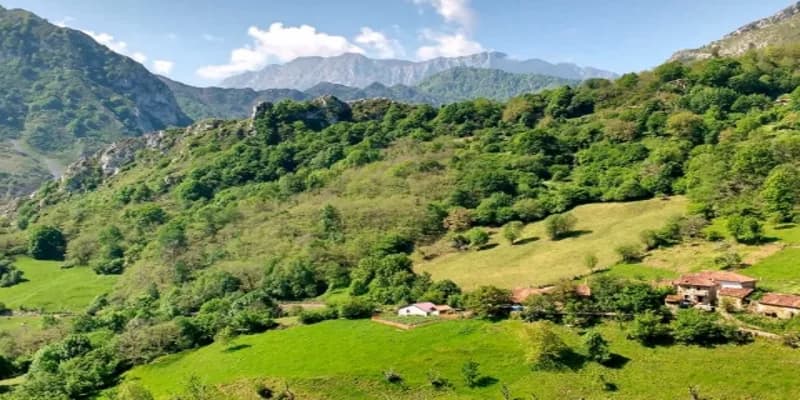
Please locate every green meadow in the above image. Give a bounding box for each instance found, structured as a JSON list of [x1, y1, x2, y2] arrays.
[[122, 319, 800, 400], [0, 257, 117, 312]]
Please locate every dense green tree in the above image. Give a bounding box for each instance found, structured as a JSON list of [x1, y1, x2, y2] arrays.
[[727, 215, 763, 244], [465, 286, 512, 320], [28, 225, 66, 260], [501, 221, 524, 245], [544, 213, 577, 240], [584, 330, 612, 364], [761, 165, 800, 221]]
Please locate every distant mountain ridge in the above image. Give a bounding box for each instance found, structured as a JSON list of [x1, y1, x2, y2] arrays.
[[220, 52, 616, 90], [164, 67, 577, 121], [671, 2, 800, 61]]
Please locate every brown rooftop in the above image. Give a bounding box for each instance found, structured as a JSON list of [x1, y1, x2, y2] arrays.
[[718, 287, 754, 299], [510, 286, 554, 303], [759, 293, 800, 309], [673, 271, 756, 287]]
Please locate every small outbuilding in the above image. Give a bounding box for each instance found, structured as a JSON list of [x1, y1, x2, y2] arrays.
[[397, 302, 444, 317], [756, 293, 800, 319]]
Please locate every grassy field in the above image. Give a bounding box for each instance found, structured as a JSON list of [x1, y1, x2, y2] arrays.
[[598, 263, 679, 282], [121, 319, 800, 400], [744, 247, 800, 293], [415, 197, 688, 289], [0, 257, 117, 312]]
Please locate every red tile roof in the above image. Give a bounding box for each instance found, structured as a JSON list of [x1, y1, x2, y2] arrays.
[[665, 294, 683, 303], [575, 284, 592, 297], [673, 271, 756, 287], [760, 293, 800, 309], [511, 287, 554, 303], [718, 287, 754, 299]]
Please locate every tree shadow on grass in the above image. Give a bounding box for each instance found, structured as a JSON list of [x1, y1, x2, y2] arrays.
[[474, 376, 499, 388], [224, 344, 252, 353], [559, 230, 593, 239], [559, 349, 588, 371], [601, 353, 630, 369], [514, 236, 540, 246], [774, 223, 796, 230], [477, 243, 499, 251]]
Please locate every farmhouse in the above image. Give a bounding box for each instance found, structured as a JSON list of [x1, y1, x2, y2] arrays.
[[755, 293, 800, 319], [397, 302, 450, 317], [669, 271, 756, 308]]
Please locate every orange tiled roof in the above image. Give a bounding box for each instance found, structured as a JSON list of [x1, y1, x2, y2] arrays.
[[760, 293, 800, 309], [511, 286, 554, 303], [673, 271, 756, 287], [718, 287, 754, 299]]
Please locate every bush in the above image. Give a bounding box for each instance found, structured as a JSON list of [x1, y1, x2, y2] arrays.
[[584, 330, 611, 364], [544, 213, 577, 240], [465, 228, 490, 249], [502, 221, 524, 245], [298, 307, 339, 324], [28, 225, 67, 260], [671, 309, 741, 345], [727, 215, 763, 244], [627, 311, 670, 345], [615, 244, 644, 263], [338, 298, 375, 319], [522, 322, 571, 371], [464, 286, 512, 320], [461, 360, 480, 387]]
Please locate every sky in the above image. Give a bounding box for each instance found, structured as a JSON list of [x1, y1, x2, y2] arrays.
[[2, 0, 793, 86]]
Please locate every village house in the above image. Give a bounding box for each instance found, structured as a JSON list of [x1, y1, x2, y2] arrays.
[[755, 293, 800, 319], [397, 302, 451, 317], [667, 271, 756, 309]]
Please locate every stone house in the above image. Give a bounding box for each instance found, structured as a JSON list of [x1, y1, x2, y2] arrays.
[[669, 271, 756, 308], [755, 293, 800, 319]]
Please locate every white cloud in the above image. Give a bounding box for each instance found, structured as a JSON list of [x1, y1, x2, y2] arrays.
[[152, 60, 175, 75], [83, 30, 129, 55], [413, 0, 476, 32], [416, 30, 483, 60], [131, 52, 148, 64], [197, 22, 365, 80], [355, 27, 404, 59], [412, 0, 484, 60], [53, 16, 74, 28], [202, 33, 224, 42]]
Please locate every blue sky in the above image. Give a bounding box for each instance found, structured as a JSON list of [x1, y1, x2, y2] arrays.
[[3, 0, 792, 85]]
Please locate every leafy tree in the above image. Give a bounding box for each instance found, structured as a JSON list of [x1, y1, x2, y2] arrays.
[[461, 360, 480, 388], [727, 215, 763, 244], [584, 330, 611, 364], [544, 213, 577, 240], [521, 294, 560, 322], [502, 221, 524, 245], [0, 256, 23, 287], [671, 310, 739, 345], [523, 322, 570, 371], [615, 243, 644, 263], [338, 297, 375, 319], [465, 228, 490, 249], [627, 311, 669, 346], [28, 225, 67, 260], [318, 204, 344, 242], [666, 112, 705, 144], [761, 165, 800, 222], [465, 286, 512, 320], [158, 221, 187, 260]]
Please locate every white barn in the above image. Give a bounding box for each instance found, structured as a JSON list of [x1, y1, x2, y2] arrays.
[[397, 302, 439, 317]]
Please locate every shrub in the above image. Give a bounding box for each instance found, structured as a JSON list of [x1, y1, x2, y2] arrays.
[[522, 322, 571, 371], [28, 225, 67, 260], [298, 307, 339, 324], [671, 309, 741, 345], [615, 243, 644, 263], [338, 298, 375, 319], [584, 330, 611, 364], [461, 360, 480, 387], [383, 368, 403, 384], [727, 215, 763, 244], [464, 286, 512, 320], [627, 311, 670, 345], [544, 213, 577, 240], [502, 221, 524, 245], [465, 228, 490, 249]]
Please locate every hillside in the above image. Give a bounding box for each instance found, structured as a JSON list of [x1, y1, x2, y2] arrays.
[[2, 44, 800, 398], [416, 197, 688, 289], [221, 51, 616, 90], [0, 6, 190, 200], [671, 2, 800, 61]]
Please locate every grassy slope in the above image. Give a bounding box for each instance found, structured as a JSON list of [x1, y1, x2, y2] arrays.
[[123, 319, 800, 400], [0, 257, 117, 312], [415, 197, 688, 289], [745, 248, 800, 293]]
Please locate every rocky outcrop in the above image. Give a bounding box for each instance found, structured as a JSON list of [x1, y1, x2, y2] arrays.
[[670, 2, 800, 62]]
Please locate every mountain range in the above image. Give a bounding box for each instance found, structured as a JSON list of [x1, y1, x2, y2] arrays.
[[220, 51, 617, 90]]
